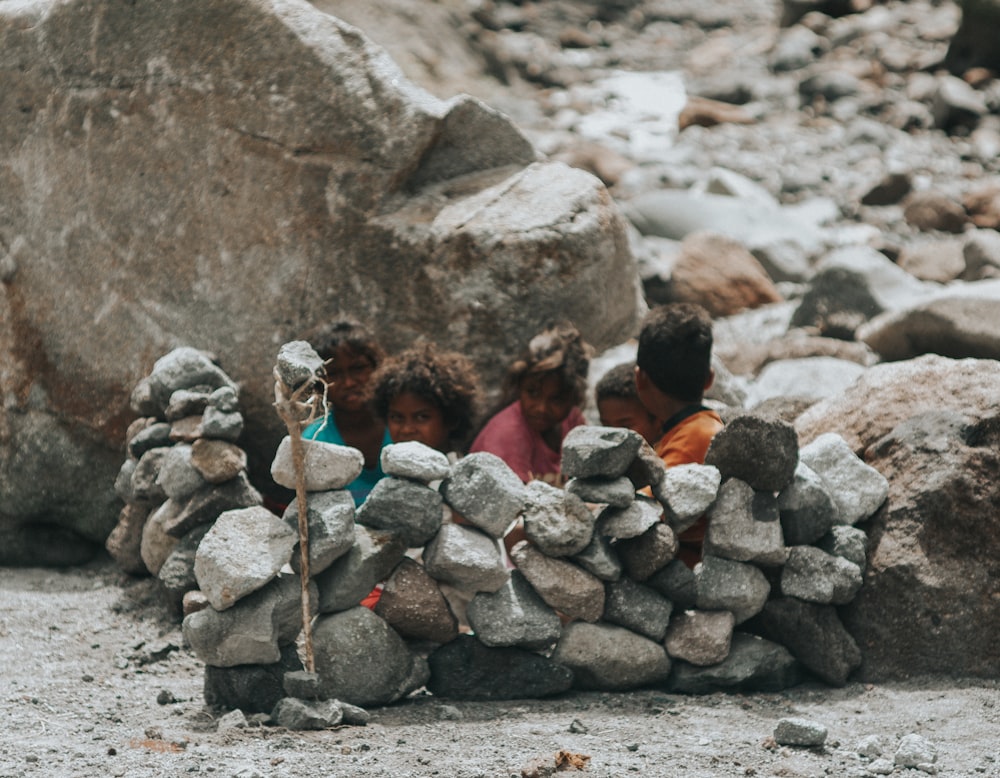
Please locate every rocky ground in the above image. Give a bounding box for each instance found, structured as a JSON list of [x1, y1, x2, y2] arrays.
[[2, 559, 999, 777], [5, 0, 1000, 775]]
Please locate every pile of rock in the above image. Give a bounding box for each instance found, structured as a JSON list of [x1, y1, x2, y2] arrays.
[[104, 347, 261, 611], [180, 404, 888, 718]]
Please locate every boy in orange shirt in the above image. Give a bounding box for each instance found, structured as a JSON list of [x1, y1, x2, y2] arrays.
[[634, 303, 724, 566]]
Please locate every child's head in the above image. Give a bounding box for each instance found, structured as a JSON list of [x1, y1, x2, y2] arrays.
[[635, 303, 714, 406], [504, 322, 591, 436], [595, 361, 662, 445], [305, 317, 384, 413], [369, 343, 481, 453]]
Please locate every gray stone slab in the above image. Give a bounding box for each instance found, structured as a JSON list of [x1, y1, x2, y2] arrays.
[[440, 452, 527, 538], [423, 523, 510, 593], [602, 577, 673, 642], [696, 555, 770, 624], [704, 479, 787, 566], [315, 525, 407, 613], [283, 490, 356, 575], [561, 426, 644, 480], [380, 441, 451, 483], [781, 545, 863, 605], [799, 432, 890, 524], [467, 570, 561, 651], [522, 480, 594, 557], [271, 435, 365, 492], [356, 477, 443, 547], [194, 506, 298, 611], [552, 621, 672, 691]]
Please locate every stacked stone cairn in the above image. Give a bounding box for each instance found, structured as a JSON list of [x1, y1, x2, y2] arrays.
[[105, 347, 262, 613], [177, 347, 890, 726]]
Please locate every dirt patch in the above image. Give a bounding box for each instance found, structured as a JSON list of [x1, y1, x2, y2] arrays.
[[1, 558, 998, 777]]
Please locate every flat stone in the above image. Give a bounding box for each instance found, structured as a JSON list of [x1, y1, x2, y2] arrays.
[[467, 570, 562, 651], [158, 524, 211, 613], [894, 734, 938, 768], [194, 506, 298, 611], [423, 523, 510, 594], [147, 347, 239, 412], [552, 621, 672, 691], [817, 525, 868, 572], [140, 500, 181, 576], [658, 463, 722, 534], [374, 557, 459, 644], [275, 340, 326, 392], [315, 525, 407, 613], [271, 435, 365, 492], [156, 444, 207, 502], [313, 607, 422, 707], [164, 388, 213, 423], [647, 559, 698, 609], [615, 522, 678, 582], [356, 477, 443, 548], [664, 609, 735, 666], [426, 635, 574, 701], [561, 426, 644, 480], [282, 670, 321, 700], [105, 502, 152, 576], [209, 385, 240, 413], [602, 577, 673, 642], [750, 597, 861, 686], [522, 480, 594, 557], [571, 534, 623, 582], [131, 447, 170, 503], [696, 555, 770, 624], [190, 438, 248, 484], [161, 473, 263, 538], [439, 452, 527, 538], [778, 462, 839, 545], [565, 475, 636, 508], [380, 441, 451, 483], [667, 632, 802, 694], [774, 717, 828, 747], [596, 496, 661, 540], [203, 644, 302, 714], [704, 479, 787, 566], [799, 432, 890, 524], [509, 541, 604, 623], [283, 490, 356, 575], [704, 414, 799, 492], [169, 415, 203, 443], [271, 697, 343, 730], [183, 575, 315, 667], [128, 423, 173, 460], [781, 546, 863, 605]]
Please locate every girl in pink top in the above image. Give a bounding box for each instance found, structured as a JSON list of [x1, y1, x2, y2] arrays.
[[470, 322, 592, 486]]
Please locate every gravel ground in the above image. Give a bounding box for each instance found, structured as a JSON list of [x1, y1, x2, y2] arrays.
[[2, 559, 999, 778]]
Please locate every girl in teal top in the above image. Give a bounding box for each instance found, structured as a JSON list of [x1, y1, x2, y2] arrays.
[[302, 317, 388, 506]]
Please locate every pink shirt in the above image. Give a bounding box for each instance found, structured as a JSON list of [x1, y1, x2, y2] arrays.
[[470, 401, 586, 484]]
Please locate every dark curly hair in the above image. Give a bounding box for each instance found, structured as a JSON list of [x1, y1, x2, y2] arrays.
[[595, 361, 639, 403], [302, 316, 384, 367], [636, 303, 713, 402], [369, 342, 481, 449], [502, 321, 593, 407]]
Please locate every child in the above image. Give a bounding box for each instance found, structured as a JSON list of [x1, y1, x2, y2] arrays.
[[595, 361, 662, 447], [470, 322, 591, 485], [368, 342, 481, 455], [634, 303, 724, 567], [365, 342, 482, 624], [302, 317, 390, 506]]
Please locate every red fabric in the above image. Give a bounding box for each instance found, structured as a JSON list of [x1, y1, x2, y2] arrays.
[[470, 401, 586, 483], [360, 584, 383, 610]]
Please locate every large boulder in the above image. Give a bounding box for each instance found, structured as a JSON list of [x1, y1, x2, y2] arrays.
[[843, 407, 1000, 680], [796, 356, 1000, 680], [0, 0, 641, 563], [795, 355, 1000, 453]]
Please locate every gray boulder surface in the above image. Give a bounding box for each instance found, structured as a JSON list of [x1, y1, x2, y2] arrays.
[[0, 0, 640, 564]]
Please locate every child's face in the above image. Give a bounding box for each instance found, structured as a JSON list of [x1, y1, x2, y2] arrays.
[[325, 346, 376, 413], [598, 396, 661, 446], [387, 391, 450, 452], [518, 371, 575, 435]]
